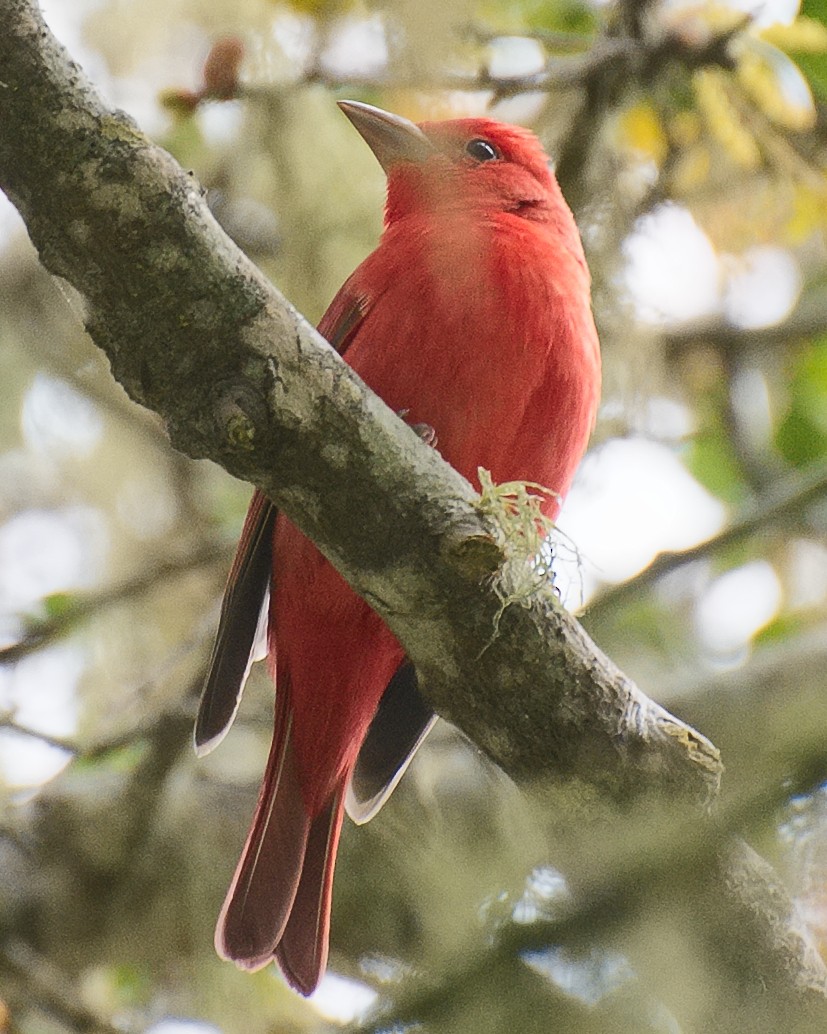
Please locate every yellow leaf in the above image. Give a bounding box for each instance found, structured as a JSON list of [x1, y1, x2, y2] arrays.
[[280, 0, 355, 15], [694, 68, 761, 168], [672, 144, 712, 193], [787, 183, 827, 242], [762, 16, 827, 54], [619, 101, 668, 165], [670, 110, 702, 148]]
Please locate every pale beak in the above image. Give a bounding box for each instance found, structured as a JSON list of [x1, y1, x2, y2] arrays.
[[338, 100, 436, 172]]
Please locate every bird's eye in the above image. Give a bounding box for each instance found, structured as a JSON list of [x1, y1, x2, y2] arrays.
[[465, 138, 499, 162]]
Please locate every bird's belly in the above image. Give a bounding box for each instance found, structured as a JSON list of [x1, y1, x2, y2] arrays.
[[272, 519, 403, 812]]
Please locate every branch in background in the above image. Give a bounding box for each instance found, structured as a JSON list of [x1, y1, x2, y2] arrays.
[[347, 590, 827, 1031], [677, 626, 827, 805], [1, 942, 125, 1034], [615, 0, 660, 40], [179, 17, 743, 209], [462, 23, 593, 52], [335, 28, 736, 208], [0, 258, 175, 452], [358, 790, 827, 1034], [585, 458, 827, 620], [232, 24, 740, 106], [0, 715, 76, 754], [0, 544, 227, 664], [1, 687, 196, 759], [0, 693, 198, 1017], [552, 17, 741, 209], [664, 293, 827, 358]]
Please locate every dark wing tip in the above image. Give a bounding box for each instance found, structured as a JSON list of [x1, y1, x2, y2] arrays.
[[194, 495, 276, 755], [346, 662, 436, 824]]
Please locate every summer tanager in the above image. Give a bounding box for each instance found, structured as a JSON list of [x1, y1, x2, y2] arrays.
[[195, 101, 601, 995]]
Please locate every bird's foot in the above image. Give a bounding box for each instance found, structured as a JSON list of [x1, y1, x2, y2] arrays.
[[397, 409, 437, 447]]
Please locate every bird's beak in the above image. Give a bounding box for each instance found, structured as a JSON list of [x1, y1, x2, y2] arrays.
[[338, 100, 436, 172]]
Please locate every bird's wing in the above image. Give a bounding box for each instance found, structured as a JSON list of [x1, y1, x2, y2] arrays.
[[197, 275, 436, 806], [195, 491, 276, 755], [346, 662, 437, 824], [194, 286, 369, 756], [323, 280, 440, 824]]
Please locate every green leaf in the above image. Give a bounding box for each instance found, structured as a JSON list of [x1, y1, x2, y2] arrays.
[[776, 337, 827, 465], [795, 0, 827, 96], [802, 0, 827, 23], [754, 610, 807, 647], [684, 431, 748, 507], [41, 591, 75, 619], [791, 51, 827, 100]]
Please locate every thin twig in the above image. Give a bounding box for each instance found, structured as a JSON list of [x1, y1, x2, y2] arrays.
[[0, 543, 227, 664], [585, 458, 827, 619], [1, 942, 128, 1034], [664, 297, 827, 358], [237, 22, 740, 105]]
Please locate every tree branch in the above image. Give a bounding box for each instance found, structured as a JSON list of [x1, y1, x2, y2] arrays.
[[0, 0, 719, 807]]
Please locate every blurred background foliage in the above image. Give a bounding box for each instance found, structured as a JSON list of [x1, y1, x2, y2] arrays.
[[2, 0, 827, 1031]]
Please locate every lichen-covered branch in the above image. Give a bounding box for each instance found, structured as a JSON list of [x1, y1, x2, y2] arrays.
[[0, 0, 719, 808]]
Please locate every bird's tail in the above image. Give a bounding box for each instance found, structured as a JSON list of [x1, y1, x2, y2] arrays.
[[215, 690, 345, 996], [276, 791, 344, 995]]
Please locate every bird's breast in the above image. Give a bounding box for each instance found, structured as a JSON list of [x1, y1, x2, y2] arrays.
[[345, 213, 600, 514]]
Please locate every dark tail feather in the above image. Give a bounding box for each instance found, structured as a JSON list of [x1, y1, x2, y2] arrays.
[[215, 703, 309, 969], [275, 790, 345, 995]]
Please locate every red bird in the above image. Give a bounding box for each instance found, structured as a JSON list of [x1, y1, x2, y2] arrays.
[[195, 101, 601, 995]]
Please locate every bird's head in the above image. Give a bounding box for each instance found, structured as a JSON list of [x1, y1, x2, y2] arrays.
[[338, 100, 566, 227]]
